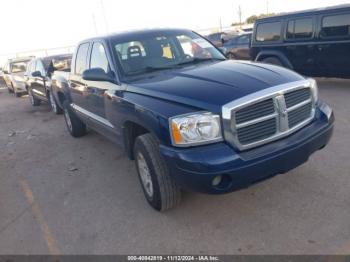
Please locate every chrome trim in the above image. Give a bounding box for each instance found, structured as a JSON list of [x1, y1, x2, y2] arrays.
[[236, 113, 278, 129], [286, 99, 312, 112], [71, 103, 114, 129], [222, 79, 317, 151]]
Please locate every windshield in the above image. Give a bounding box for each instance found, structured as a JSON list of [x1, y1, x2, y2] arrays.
[[10, 61, 29, 73], [44, 55, 72, 75], [112, 31, 225, 77]]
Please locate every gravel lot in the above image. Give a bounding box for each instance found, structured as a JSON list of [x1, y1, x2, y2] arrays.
[[0, 78, 349, 255]]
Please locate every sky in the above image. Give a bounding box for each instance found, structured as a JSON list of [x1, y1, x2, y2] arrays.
[[0, 0, 349, 62]]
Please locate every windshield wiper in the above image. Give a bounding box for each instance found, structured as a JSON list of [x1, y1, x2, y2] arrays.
[[176, 57, 226, 66], [126, 66, 176, 76]]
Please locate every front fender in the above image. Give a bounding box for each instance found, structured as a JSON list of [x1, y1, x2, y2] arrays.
[[108, 92, 201, 146]]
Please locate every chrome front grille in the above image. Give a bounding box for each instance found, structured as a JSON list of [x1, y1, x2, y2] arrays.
[[236, 98, 275, 124], [237, 118, 277, 145], [222, 80, 317, 151]]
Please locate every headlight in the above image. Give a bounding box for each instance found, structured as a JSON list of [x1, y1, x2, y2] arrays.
[[169, 112, 223, 147], [309, 78, 318, 102]]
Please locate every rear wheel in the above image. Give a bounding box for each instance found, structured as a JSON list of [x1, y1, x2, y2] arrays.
[[63, 100, 86, 137], [28, 89, 41, 106], [262, 57, 283, 67], [49, 91, 63, 114], [134, 133, 181, 211]]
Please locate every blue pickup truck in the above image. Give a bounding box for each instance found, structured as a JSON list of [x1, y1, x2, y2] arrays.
[[51, 29, 334, 211]]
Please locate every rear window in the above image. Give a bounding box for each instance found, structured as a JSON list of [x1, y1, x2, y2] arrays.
[[287, 18, 313, 40], [321, 13, 350, 38], [256, 21, 282, 42]]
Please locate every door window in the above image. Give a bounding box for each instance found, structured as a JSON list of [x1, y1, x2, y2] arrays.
[[90, 42, 109, 73], [237, 34, 251, 44], [286, 18, 313, 40], [75, 43, 90, 75], [321, 13, 350, 38], [35, 60, 45, 76], [256, 21, 282, 42]]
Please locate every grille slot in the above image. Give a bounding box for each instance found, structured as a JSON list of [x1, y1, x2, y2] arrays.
[[226, 83, 316, 150], [288, 102, 312, 128], [237, 118, 277, 145], [235, 99, 275, 124], [285, 88, 311, 108]]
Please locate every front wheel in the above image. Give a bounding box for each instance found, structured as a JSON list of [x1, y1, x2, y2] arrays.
[[28, 89, 41, 106], [134, 133, 181, 211], [63, 101, 86, 137], [49, 91, 63, 114]]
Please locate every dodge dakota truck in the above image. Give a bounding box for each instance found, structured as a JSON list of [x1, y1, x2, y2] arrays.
[[51, 29, 334, 211]]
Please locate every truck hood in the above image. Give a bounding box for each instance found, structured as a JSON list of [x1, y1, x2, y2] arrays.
[[126, 60, 305, 113]]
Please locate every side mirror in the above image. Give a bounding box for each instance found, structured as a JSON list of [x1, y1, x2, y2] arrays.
[[82, 68, 114, 82], [32, 71, 42, 78]]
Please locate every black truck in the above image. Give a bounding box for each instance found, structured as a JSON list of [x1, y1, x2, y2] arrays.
[[51, 29, 333, 211], [251, 4, 350, 78]]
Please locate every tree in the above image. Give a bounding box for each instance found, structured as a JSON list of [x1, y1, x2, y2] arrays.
[[246, 15, 258, 24]]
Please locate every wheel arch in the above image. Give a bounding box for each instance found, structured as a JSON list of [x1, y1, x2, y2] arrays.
[[255, 51, 293, 70]]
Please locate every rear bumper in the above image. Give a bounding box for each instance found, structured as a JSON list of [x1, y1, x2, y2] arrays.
[[160, 103, 334, 194]]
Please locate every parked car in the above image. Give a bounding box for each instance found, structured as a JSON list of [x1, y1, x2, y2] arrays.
[[205, 32, 236, 47], [26, 54, 72, 114], [3, 57, 32, 97], [251, 4, 350, 78], [221, 33, 252, 60], [52, 28, 334, 211]]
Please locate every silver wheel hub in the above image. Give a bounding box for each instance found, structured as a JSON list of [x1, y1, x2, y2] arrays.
[[29, 92, 34, 104], [137, 152, 153, 198], [64, 109, 73, 131], [50, 92, 57, 112]]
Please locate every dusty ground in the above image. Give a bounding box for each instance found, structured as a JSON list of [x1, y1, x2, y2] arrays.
[[0, 78, 349, 255]]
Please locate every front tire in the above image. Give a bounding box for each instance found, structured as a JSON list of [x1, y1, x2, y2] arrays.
[[28, 89, 41, 106], [134, 133, 181, 211], [49, 91, 63, 114], [63, 100, 86, 137]]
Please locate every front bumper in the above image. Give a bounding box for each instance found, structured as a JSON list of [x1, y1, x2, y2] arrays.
[[13, 81, 27, 93], [160, 103, 334, 194]]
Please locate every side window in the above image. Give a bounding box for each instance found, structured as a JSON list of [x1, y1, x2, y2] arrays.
[[237, 35, 250, 44], [31, 61, 36, 73], [35, 60, 45, 76], [75, 43, 90, 75], [256, 21, 282, 42], [286, 18, 313, 40], [90, 42, 109, 73], [321, 13, 350, 38]]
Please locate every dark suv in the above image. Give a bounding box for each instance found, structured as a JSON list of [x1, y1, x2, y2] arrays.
[[26, 54, 72, 113], [251, 4, 350, 78]]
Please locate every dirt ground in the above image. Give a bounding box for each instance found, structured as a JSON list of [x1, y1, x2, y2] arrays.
[[0, 78, 349, 255]]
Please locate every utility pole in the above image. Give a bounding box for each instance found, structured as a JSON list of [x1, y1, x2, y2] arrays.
[[100, 0, 109, 34], [266, 0, 269, 14], [238, 5, 242, 28], [92, 13, 98, 36]]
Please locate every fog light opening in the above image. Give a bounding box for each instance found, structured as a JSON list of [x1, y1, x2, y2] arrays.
[[212, 175, 223, 187]]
